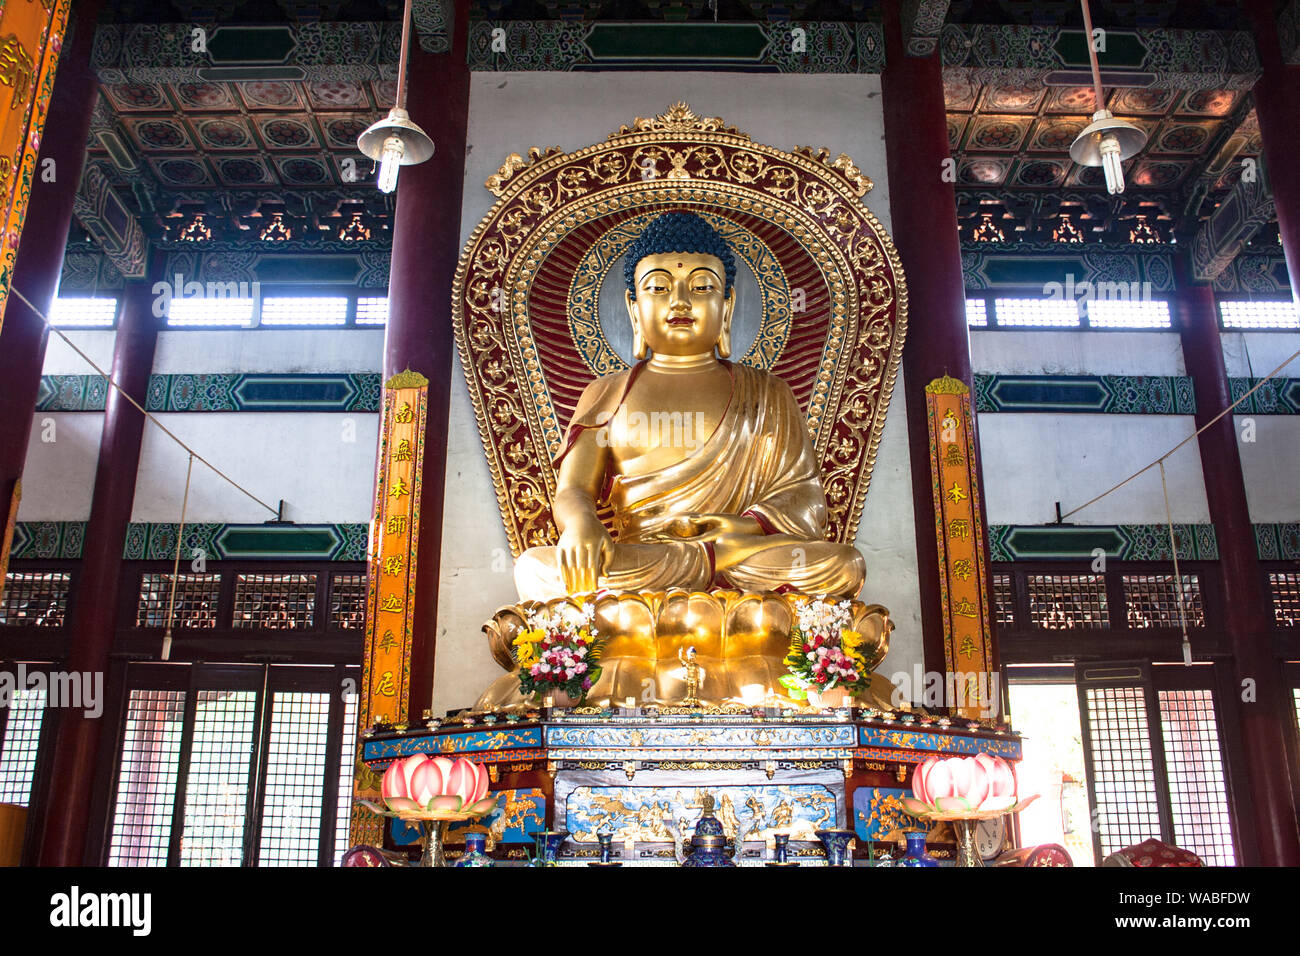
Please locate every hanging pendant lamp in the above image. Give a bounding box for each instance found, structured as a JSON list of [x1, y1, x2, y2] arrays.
[[1068, 0, 1147, 195], [357, 0, 434, 193]]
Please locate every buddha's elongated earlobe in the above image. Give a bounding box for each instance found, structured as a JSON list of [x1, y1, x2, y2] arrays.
[[716, 288, 736, 359], [633, 326, 649, 360]]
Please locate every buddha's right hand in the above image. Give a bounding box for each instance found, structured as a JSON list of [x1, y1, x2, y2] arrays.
[[556, 516, 615, 594]]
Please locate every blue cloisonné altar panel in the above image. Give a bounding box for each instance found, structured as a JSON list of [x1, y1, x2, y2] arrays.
[[564, 783, 839, 843], [858, 726, 1022, 761], [446, 788, 547, 845], [853, 786, 916, 843], [545, 723, 856, 749], [362, 727, 544, 763]]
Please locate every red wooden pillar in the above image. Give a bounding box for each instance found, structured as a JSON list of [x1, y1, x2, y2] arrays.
[[0, 0, 103, 568], [1245, 0, 1300, 311], [1175, 258, 1300, 866], [381, 0, 470, 722], [36, 256, 163, 866], [880, 0, 1001, 688]]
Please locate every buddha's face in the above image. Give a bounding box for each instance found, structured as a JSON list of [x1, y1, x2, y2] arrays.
[[625, 252, 734, 357]]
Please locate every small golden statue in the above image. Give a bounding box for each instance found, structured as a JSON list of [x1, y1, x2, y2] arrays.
[[679, 645, 702, 709]]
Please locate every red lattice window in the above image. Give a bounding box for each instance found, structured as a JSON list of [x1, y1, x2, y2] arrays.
[[233, 573, 316, 630], [334, 691, 360, 865], [258, 692, 331, 866], [0, 688, 47, 806], [108, 690, 186, 866], [1028, 574, 1110, 629], [992, 573, 1014, 627], [1158, 689, 1234, 866], [329, 573, 367, 631], [1, 572, 70, 626], [1085, 686, 1161, 857], [179, 690, 257, 866], [1123, 574, 1204, 629], [1270, 572, 1300, 627], [136, 573, 221, 629]]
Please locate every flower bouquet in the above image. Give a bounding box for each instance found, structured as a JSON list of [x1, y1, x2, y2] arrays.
[[779, 598, 870, 708], [361, 754, 498, 866], [903, 753, 1038, 867], [514, 601, 603, 707]]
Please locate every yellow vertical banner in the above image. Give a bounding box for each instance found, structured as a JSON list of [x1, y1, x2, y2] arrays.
[[925, 375, 994, 719], [0, 0, 72, 338], [350, 370, 428, 849]]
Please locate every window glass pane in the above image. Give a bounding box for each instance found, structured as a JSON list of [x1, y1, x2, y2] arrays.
[[1086, 299, 1172, 329], [1085, 686, 1162, 857], [108, 689, 186, 866], [0, 572, 70, 626], [258, 692, 330, 866], [1027, 574, 1109, 628], [166, 297, 254, 327], [355, 296, 388, 325], [1158, 689, 1234, 866], [334, 691, 360, 865], [179, 690, 257, 867], [994, 297, 1080, 328], [992, 572, 1014, 627], [0, 688, 47, 805], [1122, 574, 1204, 628], [1218, 300, 1299, 330], [233, 573, 316, 629], [49, 296, 118, 328], [137, 573, 220, 629], [1007, 681, 1095, 866], [329, 573, 366, 630], [1270, 571, 1300, 626], [260, 296, 348, 327], [965, 298, 987, 327]]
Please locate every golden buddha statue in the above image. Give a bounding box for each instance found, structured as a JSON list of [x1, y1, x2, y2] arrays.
[[473, 212, 891, 711], [515, 211, 865, 600]]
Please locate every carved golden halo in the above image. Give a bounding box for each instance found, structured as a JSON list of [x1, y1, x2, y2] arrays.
[[452, 103, 908, 555]]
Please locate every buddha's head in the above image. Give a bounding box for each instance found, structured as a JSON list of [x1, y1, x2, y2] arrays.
[[624, 212, 737, 361]]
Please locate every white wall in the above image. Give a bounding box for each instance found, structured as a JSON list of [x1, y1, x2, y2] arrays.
[[971, 330, 1186, 376], [151, 329, 384, 374], [42, 330, 118, 375], [1222, 332, 1300, 524], [131, 413, 379, 524], [15, 414, 103, 521], [434, 71, 915, 711], [978, 414, 1210, 525]]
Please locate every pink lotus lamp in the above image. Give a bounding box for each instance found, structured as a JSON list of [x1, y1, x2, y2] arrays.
[[363, 754, 498, 866], [903, 753, 1038, 867]]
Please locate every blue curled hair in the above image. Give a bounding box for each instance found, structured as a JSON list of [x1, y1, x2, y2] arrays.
[[624, 212, 737, 298]]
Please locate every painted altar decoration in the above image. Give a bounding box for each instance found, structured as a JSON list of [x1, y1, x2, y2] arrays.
[[352, 370, 429, 847], [0, 0, 70, 338], [925, 375, 995, 720]]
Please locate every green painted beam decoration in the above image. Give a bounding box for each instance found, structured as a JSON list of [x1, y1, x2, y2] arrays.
[[1255, 524, 1300, 562], [144, 374, 381, 412], [36, 376, 110, 412], [961, 243, 1174, 291], [974, 375, 1195, 414], [467, 20, 883, 72], [122, 523, 367, 561], [1228, 378, 1300, 415], [988, 524, 1218, 562], [1211, 250, 1293, 294], [9, 522, 87, 560]]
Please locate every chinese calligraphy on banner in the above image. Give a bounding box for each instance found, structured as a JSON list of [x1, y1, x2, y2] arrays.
[[0, 0, 71, 338], [925, 375, 995, 719], [351, 370, 428, 847]]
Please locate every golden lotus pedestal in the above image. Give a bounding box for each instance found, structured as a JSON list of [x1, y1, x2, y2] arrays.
[[472, 589, 896, 712]]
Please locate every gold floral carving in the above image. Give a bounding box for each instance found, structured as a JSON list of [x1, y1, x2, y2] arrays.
[[452, 102, 908, 556], [924, 374, 970, 396]]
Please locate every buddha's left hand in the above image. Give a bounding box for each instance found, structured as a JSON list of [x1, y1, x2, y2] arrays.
[[667, 513, 763, 541]]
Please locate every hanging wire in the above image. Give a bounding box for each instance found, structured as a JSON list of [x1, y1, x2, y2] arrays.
[[1157, 460, 1193, 665], [1056, 346, 1300, 523], [160, 452, 195, 661], [13, 287, 280, 517]]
